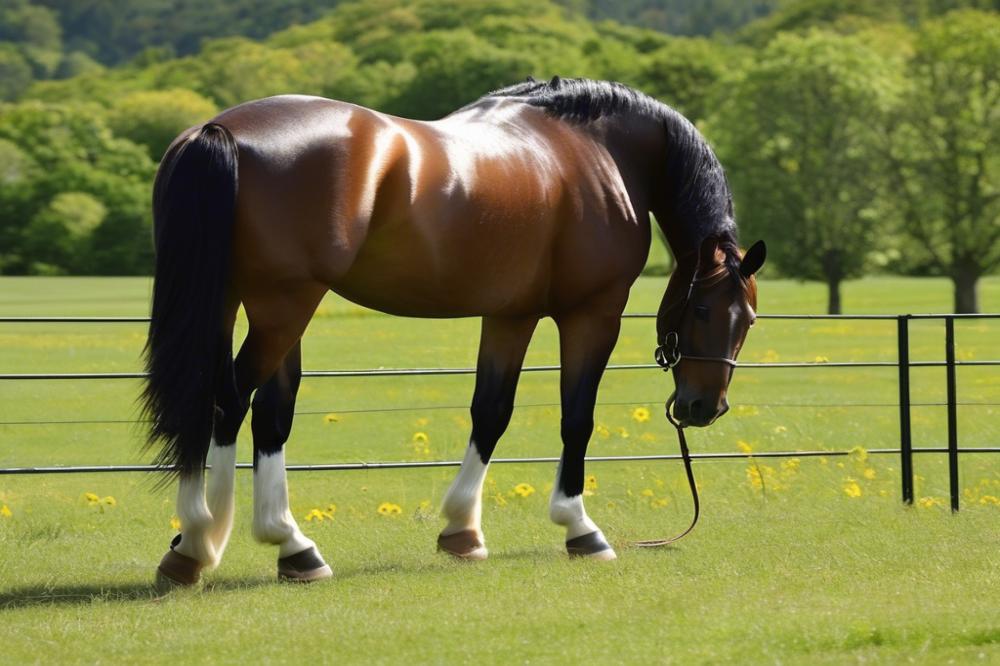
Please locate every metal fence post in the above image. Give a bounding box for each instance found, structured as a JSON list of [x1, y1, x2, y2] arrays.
[[897, 315, 913, 504], [945, 317, 959, 512]]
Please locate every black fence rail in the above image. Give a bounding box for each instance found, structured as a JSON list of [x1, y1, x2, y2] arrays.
[[1, 313, 998, 512]]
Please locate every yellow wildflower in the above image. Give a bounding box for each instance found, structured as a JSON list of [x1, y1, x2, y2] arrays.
[[170, 516, 181, 530], [747, 465, 763, 490], [305, 508, 326, 522], [595, 424, 611, 438], [735, 405, 759, 417], [917, 496, 945, 509], [617, 426, 630, 439], [819, 457, 828, 466], [863, 467, 877, 480], [415, 417, 429, 427], [848, 446, 869, 463], [843, 479, 862, 498], [760, 349, 780, 363], [513, 483, 535, 498], [631, 407, 650, 423], [773, 425, 788, 434], [640, 488, 654, 497], [650, 497, 670, 509], [584, 475, 598, 491], [978, 495, 999, 506], [412, 432, 429, 444], [377, 502, 403, 516], [780, 458, 800, 474], [84, 492, 100, 504], [493, 493, 508, 507], [814, 356, 830, 363], [737, 440, 753, 455], [102, 496, 116, 507], [1, 504, 11, 518], [323, 413, 339, 423]]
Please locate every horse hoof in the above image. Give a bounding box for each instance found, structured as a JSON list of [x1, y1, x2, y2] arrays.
[[277, 546, 333, 583], [156, 549, 204, 590], [437, 529, 488, 561], [566, 531, 616, 560]]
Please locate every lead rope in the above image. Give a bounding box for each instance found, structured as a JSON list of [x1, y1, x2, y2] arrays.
[[633, 392, 700, 548]]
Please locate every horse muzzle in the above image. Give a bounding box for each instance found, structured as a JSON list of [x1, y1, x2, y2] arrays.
[[669, 395, 729, 427]]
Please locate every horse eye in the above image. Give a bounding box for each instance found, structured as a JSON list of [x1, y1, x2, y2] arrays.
[[694, 305, 710, 321]]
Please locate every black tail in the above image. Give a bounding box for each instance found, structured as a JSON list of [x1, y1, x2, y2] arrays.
[[141, 123, 238, 477]]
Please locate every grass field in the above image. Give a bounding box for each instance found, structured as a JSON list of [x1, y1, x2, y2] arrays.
[[1, 275, 998, 664]]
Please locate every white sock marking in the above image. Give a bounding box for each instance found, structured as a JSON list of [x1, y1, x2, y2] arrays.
[[441, 442, 489, 539], [172, 438, 235, 569], [253, 450, 315, 558], [205, 439, 236, 558], [549, 463, 601, 540]]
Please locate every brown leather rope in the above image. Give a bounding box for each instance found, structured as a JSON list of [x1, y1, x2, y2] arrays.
[[634, 392, 700, 548]]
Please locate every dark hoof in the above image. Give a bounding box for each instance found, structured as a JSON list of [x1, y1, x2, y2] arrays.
[[278, 547, 333, 582], [156, 549, 204, 590], [566, 531, 617, 561], [437, 529, 488, 560]]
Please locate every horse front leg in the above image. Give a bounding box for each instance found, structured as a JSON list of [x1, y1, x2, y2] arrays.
[[551, 307, 623, 560], [438, 316, 537, 559]]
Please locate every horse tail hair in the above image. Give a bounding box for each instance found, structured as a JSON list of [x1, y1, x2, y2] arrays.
[[141, 123, 238, 478]]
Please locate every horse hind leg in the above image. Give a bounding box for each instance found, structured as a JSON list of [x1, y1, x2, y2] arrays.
[[250, 340, 332, 582], [438, 316, 537, 560]]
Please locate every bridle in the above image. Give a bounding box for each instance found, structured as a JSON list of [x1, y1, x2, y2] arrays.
[[635, 265, 744, 548]]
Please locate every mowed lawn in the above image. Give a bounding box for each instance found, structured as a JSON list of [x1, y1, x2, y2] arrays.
[[0, 275, 998, 664]]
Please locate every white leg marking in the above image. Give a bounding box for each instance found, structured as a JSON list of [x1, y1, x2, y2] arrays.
[[253, 450, 315, 558], [173, 465, 220, 568], [204, 439, 236, 558], [550, 464, 616, 560], [440, 443, 489, 556]]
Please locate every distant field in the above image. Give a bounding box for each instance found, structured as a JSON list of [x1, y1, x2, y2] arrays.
[[1, 275, 998, 664]]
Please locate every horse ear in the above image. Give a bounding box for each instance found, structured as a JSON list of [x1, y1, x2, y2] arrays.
[[549, 75, 561, 89], [739, 241, 767, 278], [525, 75, 537, 83]]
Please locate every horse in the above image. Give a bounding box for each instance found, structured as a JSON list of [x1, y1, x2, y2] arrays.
[[142, 76, 766, 587]]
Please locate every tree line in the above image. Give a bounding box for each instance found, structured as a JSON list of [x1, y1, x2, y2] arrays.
[[0, 0, 997, 312]]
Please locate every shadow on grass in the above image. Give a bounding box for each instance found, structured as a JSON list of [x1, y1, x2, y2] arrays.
[[0, 576, 277, 611]]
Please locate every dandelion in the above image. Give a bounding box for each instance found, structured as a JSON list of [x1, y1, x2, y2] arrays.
[[773, 425, 788, 434], [84, 492, 100, 504], [747, 465, 764, 491], [760, 349, 780, 363], [819, 457, 829, 466], [735, 405, 759, 417], [650, 497, 670, 509], [843, 479, 862, 498], [493, 493, 508, 507], [1, 504, 11, 518], [513, 483, 535, 498], [412, 432, 429, 444], [979, 495, 1000, 506], [737, 440, 753, 455], [595, 424, 611, 438], [631, 407, 650, 423], [170, 516, 181, 530], [640, 488, 654, 497], [780, 458, 800, 474], [305, 508, 327, 522], [377, 502, 403, 516], [814, 356, 830, 363], [848, 446, 869, 463], [102, 496, 116, 507], [584, 475, 598, 494], [917, 496, 945, 509], [617, 427, 630, 439], [862, 467, 877, 480], [323, 413, 339, 423]]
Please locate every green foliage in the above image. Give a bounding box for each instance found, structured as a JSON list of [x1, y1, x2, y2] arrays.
[[108, 89, 218, 159], [886, 10, 1000, 311], [709, 30, 906, 313]]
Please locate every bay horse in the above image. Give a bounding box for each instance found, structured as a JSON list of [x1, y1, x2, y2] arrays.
[[143, 76, 766, 587]]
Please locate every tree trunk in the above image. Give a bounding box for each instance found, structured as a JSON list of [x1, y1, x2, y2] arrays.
[[827, 277, 842, 315], [952, 264, 979, 314]]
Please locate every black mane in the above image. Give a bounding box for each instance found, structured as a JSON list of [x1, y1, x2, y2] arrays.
[[483, 77, 738, 259]]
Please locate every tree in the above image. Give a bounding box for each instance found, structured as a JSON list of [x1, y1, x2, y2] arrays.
[[709, 30, 904, 313], [886, 10, 1000, 312], [108, 89, 218, 159], [637, 37, 741, 123]]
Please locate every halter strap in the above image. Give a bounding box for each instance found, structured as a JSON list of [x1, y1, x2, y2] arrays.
[[634, 392, 700, 548]]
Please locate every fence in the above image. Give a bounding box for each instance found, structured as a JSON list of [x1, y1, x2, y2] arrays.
[[1, 313, 998, 512]]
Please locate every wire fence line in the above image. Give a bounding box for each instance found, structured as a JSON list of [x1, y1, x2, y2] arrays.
[[1, 312, 998, 496]]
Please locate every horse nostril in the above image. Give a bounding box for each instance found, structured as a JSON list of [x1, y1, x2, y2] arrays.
[[689, 399, 704, 419]]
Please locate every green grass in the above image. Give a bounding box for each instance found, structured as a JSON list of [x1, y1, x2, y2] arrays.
[[1, 275, 999, 664]]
